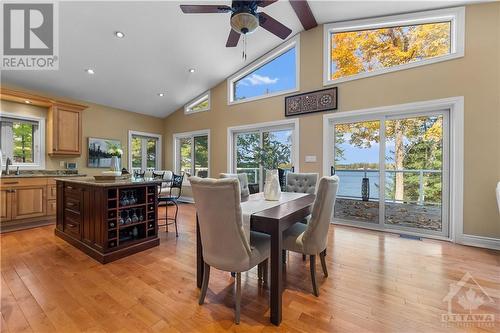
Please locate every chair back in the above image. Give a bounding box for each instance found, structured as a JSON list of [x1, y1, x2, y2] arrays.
[[190, 177, 252, 272], [152, 171, 165, 180], [219, 173, 250, 198], [302, 176, 339, 254], [134, 170, 145, 178], [285, 172, 318, 194]]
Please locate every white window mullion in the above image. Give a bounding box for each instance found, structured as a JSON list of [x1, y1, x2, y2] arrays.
[[379, 117, 386, 227]]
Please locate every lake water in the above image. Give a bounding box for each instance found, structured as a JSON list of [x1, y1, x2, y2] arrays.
[[336, 170, 380, 199]]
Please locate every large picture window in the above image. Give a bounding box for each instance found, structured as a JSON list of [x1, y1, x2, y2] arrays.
[[228, 36, 299, 104], [0, 114, 45, 169], [174, 130, 210, 179], [324, 7, 465, 85]]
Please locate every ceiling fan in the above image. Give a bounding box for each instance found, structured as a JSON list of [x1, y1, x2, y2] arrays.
[[180, 0, 317, 47]]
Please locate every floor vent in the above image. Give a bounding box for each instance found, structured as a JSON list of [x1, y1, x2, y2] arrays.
[[399, 234, 422, 240]]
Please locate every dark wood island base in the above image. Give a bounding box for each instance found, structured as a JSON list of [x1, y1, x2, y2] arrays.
[[55, 177, 162, 264]]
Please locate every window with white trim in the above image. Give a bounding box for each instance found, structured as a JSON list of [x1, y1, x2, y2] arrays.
[[228, 36, 299, 104], [228, 120, 299, 192], [324, 7, 465, 85], [129, 131, 162, 172], [184, 91, 210, 114], [174, 130, 209, 179], [0, 114, 45, 169]]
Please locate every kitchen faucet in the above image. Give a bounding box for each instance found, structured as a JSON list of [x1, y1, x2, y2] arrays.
[[5, 157, 12, 175]]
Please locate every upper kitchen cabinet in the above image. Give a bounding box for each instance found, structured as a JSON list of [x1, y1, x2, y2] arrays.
[[47, 102, 85, 155], [0, 88, 87, 156]]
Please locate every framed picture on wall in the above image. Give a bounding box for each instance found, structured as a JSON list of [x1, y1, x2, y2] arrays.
[[87, 137, 121, 168]]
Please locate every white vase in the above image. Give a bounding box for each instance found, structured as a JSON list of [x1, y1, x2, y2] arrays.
[[263, 169, 281, 201], [110, 156, 120, 172]]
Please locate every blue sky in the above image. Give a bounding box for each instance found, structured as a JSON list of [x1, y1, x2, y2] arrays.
[[234, 47, 296, 100], [336, 133, 398, 165]]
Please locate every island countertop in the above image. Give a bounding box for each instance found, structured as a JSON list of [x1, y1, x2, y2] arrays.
[[55, 177, 163, 187]]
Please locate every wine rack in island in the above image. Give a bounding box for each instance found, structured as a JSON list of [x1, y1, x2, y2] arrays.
[[55, 179, 161, 264]]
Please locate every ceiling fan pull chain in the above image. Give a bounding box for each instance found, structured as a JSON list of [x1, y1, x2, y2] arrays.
[[242, 34, 247, 61]]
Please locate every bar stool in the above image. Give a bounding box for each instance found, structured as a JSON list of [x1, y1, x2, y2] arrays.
[[158, 172, 184, 237]]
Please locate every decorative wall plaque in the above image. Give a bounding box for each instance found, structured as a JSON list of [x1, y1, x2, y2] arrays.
[[285, 87, 337, 117]]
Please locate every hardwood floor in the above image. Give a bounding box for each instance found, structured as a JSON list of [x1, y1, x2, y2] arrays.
[[1, 203, 499, 332]]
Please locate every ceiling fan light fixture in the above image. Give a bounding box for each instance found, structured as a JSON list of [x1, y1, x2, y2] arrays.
[[230, 11, 259, 35]]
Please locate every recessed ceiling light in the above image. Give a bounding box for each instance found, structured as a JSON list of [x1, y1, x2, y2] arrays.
[[85, 68, 95, 74], [157, 93, 165, 97], [25, 100, 32, 104], [188, 68, 195, 73], [115, 31, 125, 38]]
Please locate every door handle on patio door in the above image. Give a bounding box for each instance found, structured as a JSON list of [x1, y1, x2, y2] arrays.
[[331, 166, 336, 175]]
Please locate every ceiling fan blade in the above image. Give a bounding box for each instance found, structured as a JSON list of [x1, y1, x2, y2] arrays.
[[226, 29, 240, 47], [258, 12, 292, 40], [258, 0, 278, 7], [180, 5, 232, 14], [289, 0, 317, 30]]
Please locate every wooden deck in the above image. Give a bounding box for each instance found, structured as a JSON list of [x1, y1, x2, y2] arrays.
[[1, 203, 499, 332]]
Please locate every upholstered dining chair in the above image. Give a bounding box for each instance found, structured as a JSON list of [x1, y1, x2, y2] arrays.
[[219, 173, 250, 199], [190, 177, 270, 324], [285, 172, 319, 194], [282, 175, 339, 296], [283, 172, 319, 261]]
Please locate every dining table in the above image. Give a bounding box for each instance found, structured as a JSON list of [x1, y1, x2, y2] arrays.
[[196, 192, 316, 326]]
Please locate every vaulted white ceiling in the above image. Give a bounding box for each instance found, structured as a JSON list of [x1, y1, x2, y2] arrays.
[[1, 1, 484, 118]]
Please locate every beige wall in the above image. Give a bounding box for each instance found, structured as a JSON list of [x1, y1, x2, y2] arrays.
[[163, 3, 500, 238], [1, 94, 164, 176]]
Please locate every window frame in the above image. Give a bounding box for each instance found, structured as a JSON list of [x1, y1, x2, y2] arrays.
[[0, 112, 45, 170], [184, 90, 211, 115], [227, 119, 300, 185], [227, 35, 300, 105], [173, 129, 210, 181], [127, 130, 162, 171], [323, 7, 465, 86]]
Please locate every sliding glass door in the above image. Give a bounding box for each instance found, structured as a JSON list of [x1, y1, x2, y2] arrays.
[[234, 126, 294, 192], [334, 120, 381, 224], [331, 110, 449, 237]]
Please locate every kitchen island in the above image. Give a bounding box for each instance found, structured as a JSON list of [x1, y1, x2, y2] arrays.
[[55, 177, 162, 263]]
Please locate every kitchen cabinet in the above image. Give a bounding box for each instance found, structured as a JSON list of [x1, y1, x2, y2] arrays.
[[12, 185, 46, 220], [47, 103, 85, 156], [0, 177, 61, 232], [55, 179, 161, 263], [0, 189, 11, 222]]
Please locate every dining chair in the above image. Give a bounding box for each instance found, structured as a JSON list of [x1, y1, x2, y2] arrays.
[[282, 175, 339, 296], [190, 176, 270, 324], [158, 172, 184, 237], [134, 170, 145, 178], [283, 172, 319, 261], [285, 172, 319, 194], [219, 173, 250, 199]]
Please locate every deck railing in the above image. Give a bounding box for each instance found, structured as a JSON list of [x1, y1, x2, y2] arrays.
[[335, 169, 442, 205]]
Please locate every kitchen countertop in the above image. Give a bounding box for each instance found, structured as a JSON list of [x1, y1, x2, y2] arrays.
[[55, 177, 163, 187], [1, 173, 86, 178]]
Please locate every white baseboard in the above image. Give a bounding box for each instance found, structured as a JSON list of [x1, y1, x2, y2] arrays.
[[457, 234, 500, 251]]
